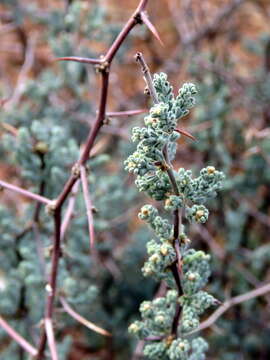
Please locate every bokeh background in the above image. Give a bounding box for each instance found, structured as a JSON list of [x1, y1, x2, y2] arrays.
[[0, 0, 270, 359]]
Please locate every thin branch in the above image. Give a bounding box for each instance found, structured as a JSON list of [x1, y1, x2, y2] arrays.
[[0, 316, 38, 357], [135, 52, 159, 104], [80, 72, 110, 164], [37, 210, 62, 359], [164, 144, 183, 337], [106, 109, 147, 117], [4, 38, 35, 110], [0, 121, 18, 136], [56, 56, 101, 65], [80, 165, 95, 250], [132, 340, 145, 360], [55, 71, 110, 210], [0, 179, 51, 205], [104, 6, 142, 62], [193, 282, 270, 334], [32, 223, 46, 277], [59, 297, 111, 337], [60, 181, 80, 241], [44, 318, 58, 360]]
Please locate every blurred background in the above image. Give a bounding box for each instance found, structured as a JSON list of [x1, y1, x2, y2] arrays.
[[0, 0, 270, 359]]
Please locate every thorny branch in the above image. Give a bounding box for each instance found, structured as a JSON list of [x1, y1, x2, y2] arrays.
[[0, 0, 162, 358]]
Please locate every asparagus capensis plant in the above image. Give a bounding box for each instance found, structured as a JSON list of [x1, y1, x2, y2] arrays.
[[125, 53, 225, 359]]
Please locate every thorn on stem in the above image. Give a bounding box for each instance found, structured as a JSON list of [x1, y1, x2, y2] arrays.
[[140, 11, 164, 46], [175, 128, 197, 141], [55, 56, 101, 65]]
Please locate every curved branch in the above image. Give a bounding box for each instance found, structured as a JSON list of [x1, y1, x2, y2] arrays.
[[0, 179, 51, 205], [0, 316, 38, 357], [193, 282, 270, 334]]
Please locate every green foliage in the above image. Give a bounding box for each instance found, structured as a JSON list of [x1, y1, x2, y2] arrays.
[[126, 73, 224, 359], [1, 0, 270, 358]]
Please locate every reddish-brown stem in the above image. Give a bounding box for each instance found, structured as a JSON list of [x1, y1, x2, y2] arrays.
[[80, 72, 110, 164], [56, 56, 101, 65], [80, 165, 95, 249], [60, 181, 80, 241], [163, 146, 184, 337], [104, 0, 149, 62], [55, 72, 110, 210], [0, 1, 153, 357], [106, 109, 147, 117], [37, 210, 62, 358], [135, 52, 159, 104], [44, 318, 58, 360], [33, 1, 151, 358], [60, 297, 111, 337], [191, 282, 270, 334], [0, 179, 51, 205], [105, 17, 138, 63], [55, 175, 77, 210], [171, 303, 182, 337], [0, 316, 38, 357]]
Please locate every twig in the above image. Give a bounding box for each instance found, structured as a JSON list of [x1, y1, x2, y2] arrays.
[[80, 165, 95, 250], [60, 181, 80, 241], [0, 122, 18, 136], [106, 109, 147, 117], [56, 57, 101, 65], [37, 211, 62, 358], [0, 316, 38, 357], [4, 38, 35, 110], [135, 52, 159, 104], [0, 179, 51, 205], [192, 282, 270, 334], [59, 297, 111, 337], [32, 223, 46, 277], [44, 318, 58, 360], [132, 340, 145, 360]]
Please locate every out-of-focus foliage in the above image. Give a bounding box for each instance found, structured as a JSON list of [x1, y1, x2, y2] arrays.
[[0, 0, 270, 359]]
